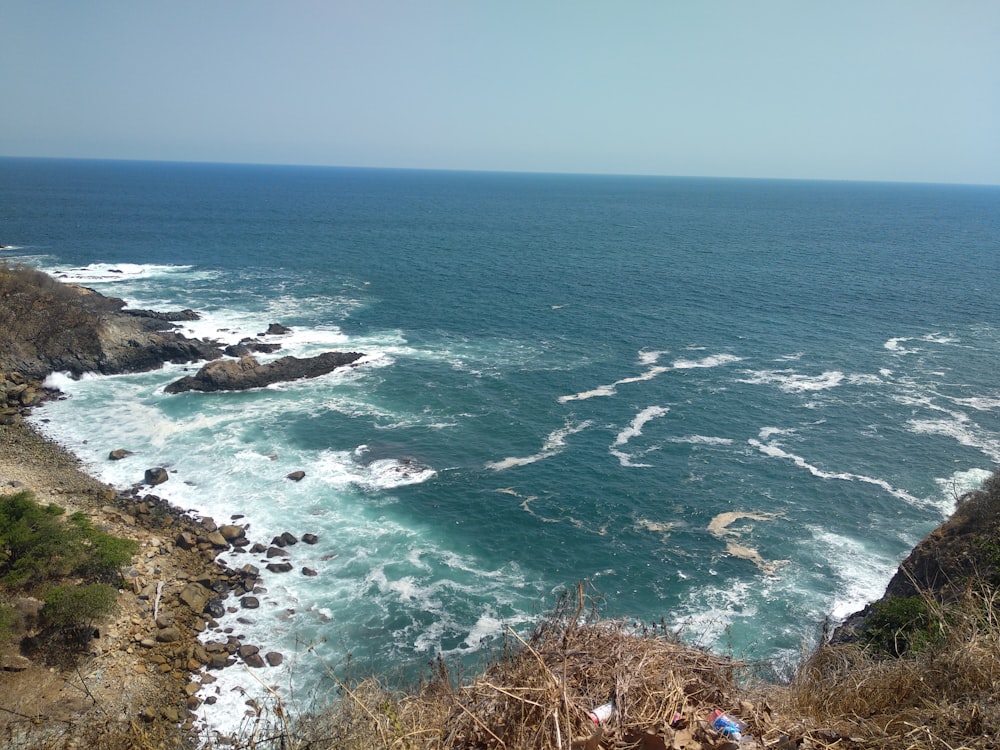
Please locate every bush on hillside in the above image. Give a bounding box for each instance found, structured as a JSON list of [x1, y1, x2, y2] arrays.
[[0, 491, 138, 588]]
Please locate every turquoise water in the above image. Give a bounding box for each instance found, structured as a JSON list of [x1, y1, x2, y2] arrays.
[[2, 158, 999, 731]]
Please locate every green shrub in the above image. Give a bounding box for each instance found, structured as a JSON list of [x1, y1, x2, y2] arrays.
[[0, 492, 83, 586], [0, 602, 16, 646], [863, 595, 940, 656], [42, 583, 118, 631], [0, 491, 137, 588]]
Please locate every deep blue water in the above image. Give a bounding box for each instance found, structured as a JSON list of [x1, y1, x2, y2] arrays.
[[2, 157, 1000, 729]]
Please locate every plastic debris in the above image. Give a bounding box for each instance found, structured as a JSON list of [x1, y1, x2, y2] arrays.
[[587, 701, 615, 723], [708, 709, 748, 741]]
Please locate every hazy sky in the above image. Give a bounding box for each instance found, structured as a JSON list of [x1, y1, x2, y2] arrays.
[[3, 1, 999, 183]]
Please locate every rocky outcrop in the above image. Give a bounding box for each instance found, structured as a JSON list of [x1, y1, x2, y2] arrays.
[[163, 351, 364, 393], [0, 265, 224, 380], [832, 472, 1000, 643], [223, 338, 283, 357]]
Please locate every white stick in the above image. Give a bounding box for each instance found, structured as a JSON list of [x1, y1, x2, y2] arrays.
[[153, 581, 164, 622]]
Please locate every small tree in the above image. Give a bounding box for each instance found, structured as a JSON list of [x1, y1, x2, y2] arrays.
[[42, 583, 118, 647]]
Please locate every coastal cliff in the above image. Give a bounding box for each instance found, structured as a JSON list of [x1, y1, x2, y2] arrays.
[[0, 263, 223, 380], [3, 262, 1000, 749]]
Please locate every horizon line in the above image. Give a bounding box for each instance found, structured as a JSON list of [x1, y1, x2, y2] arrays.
[[1, 153, 997, 189]]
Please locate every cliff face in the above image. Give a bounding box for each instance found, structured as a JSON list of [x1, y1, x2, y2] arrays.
[[0, 263, 223, 380], [833, 472, 1000, 642]]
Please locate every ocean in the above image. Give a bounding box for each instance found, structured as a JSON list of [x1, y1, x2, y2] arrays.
[[2, 158, 999, 734]]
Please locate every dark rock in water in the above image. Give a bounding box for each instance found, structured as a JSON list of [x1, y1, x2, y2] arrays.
[[123, 308, 201, 322], [302, 567, 318, 577], [144, 467, 169, 485], [265, 547, 289, 558], [249, 542, 267, 554], [164, 351, 364, 394], [286, 470, 306, 482], [240, 596, 260, 609], [224, 338, 283, 357], [243, 653, 266, 668], [266, 562, 293, 573], [265, 651, 283, 667], [109, 448, 133, 460], [260, 322, 291, 336], [302, 533, 319, 544], [279, 531, 298, 546], [204, 599, 227, 619]]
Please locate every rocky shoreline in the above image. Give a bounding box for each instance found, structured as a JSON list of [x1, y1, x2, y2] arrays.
[[0, 265, 366, 745], [0, 414, 327, 744]]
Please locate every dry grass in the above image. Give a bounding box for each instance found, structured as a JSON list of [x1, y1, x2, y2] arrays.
[[771, 584, 1000, 749], [268, 586, 749, 750]]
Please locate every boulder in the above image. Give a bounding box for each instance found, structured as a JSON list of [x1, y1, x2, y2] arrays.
[[243, 653, 266, 668], [265, 651, 283, 667], [265, 547, 289, 558], [1, 654, 31, 672], [302, 567, 318, 577], [156, 626, 181, 643], [219, 524, 246, 542], [204, 531, 230, 549], [260, 323, 291, 336], [164, 351, 364, 394], [286, 470, 306, 482], [266, 562, 293, 573], [240, 596, 260, 609], [238, 644, 260, 658], [178, 583, 212, 614], [224, 339, 282, 357], [144, 467, 169, 485], [109, 448, 133, 461], [279, 531, 298, 546], [175, 531, 197, 550], [302, 533, 319, 544]]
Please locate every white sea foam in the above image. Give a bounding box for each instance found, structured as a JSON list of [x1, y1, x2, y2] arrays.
[[668, 435, 735, 446], [486, 420, 593, 470], [46, 261, 203, 284], [363, 458, 437, 488], [671, 353, 742, 369], [609, 406, 669, 468], [750, 431, 926, 507], [671, 579, 758, 649], [935, 468, 994, 504], [738, 369, 845, 393], [908, 415, 1000, 463], [950, 396, 1000, 411], [559, 350, 738, 403], [613, 406, 669, 447], [807, 528, 901, 621]]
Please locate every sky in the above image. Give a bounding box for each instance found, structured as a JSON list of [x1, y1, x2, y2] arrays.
[[2, 1, 999, 184]]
